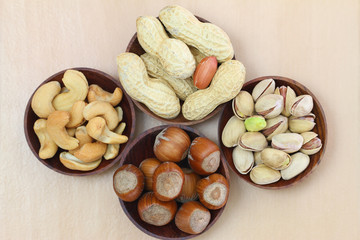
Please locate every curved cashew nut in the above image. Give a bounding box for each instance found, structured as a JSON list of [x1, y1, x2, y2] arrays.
[[86, 117, 128, 144], [116, 106, 123, 123], [73, 141, 107, 163], [33, 119, 58, 159], [104, 122, 126, 160], [69, 126, 93, 154], [59, 152, 101, 171], [47, 111, 79, 150], [75, 126, 93, 145], [31, 81, 61, 118], [66, 100, 87, 128], [83, 101, 119, 130], [52, 70, 89, 111], [66, 127, 76, 137], [87, 84, 123, 106]]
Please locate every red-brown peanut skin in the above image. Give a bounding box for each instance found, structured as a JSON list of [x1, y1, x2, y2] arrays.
[[153, 162, 185, 201], [113, 164, 144, 202], [193, 56, 218, 89], [154, 127, 191, 162], [137, 192, 177, 226], [196, 173, 229, 210], [188, 137, 220, 175], [139, 158, 161, 191], [175, 201, 210, 234]]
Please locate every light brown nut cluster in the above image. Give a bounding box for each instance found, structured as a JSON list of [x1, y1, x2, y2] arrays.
[[31, 70, 128, 171]]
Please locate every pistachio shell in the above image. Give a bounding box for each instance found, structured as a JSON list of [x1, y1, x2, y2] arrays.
[[250, 164, 281, 185], [281, 152, 310, 180], [254, 152, 263, 165], [260, 148, 292, 170], [255, 94, 284, 119], [289, 114, 316, 133], [252, 79, 275, 102], [221, 116, 246, 147], [232, 91, 254, 120], [300, 132, 322, 155], [290, 95, 313, 117], [238, 132, 268, 152], [274, 86, 296, 117], [244, 115, 266, 132], [271, 133, 303, 153], [262, 115, 288, 140], [232, 146, 254, 174]]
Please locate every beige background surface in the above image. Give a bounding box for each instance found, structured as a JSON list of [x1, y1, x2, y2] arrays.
[[1, 0, 359, 239]]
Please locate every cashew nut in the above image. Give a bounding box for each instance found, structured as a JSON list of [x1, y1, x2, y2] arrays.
[[73, 141, 107, 163], [75, 126, 93, 145], [104, 122, 126, 160], [47, 111, 79, 150], [115, 106, 123, 123], [87, 84, 123, 106], [83, 101, 119, 130], [86, 117, 128, 144], [52, 70, 89, 111], [33, 119, 58, 159], [31, 81, 61, 118], [66, 100, 87, 128], [59, 152, 101, 171], [69, 126, 93, 154], [66, 127, 76, 137]]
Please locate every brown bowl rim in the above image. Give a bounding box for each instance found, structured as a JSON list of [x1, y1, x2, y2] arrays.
[[123, 16, 229, 126], [24, 67, 136, 176], [117, 124, 230, 239], [218, 75, 328, 189]]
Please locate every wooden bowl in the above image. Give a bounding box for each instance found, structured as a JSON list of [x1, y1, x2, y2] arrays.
[[117, 125, 230, 239], [24, 68, 136, 176], [218, 76, 327, 189], [125, 16, 227, 125]]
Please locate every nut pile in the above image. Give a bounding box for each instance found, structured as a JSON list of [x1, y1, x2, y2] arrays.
[[113, 127, 229, 235], [116, 5, 246, 120], [31, 70, 128, 171], [221, 79, 323, 185]]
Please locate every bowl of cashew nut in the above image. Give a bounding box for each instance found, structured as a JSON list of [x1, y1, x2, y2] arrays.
[[24, 68, 136, 176]]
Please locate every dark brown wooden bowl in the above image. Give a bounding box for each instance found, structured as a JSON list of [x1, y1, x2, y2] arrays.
[[24, 68, 136, 176], [218, 76, 327, 189], [124, 16, 228, 125], [117, 125, 230, 239]]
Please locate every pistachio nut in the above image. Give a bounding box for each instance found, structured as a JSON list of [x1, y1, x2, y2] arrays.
[[232, 145, 254, 174], [281, 152, 310, 180], [244, 115, 266, 132], [221, 116, 246, 147], [289, 114, 316, 133], [290, 95, 313, 117], [251, 79, 276, 102], [271, 133, 303, 153], [238, 132, 268, 152], [300, 132, 322, 155], [232, 91, 254, 120], [254, 152, 263, 165], [255, 94, 284, 119], [274, 86, 296, 117], [250, 164, 281, 185], [262, 115, 288, 140], [261, 148, 291, 170]]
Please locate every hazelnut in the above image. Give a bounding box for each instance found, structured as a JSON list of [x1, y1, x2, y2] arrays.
[[188, 137, 220, 175], [196, 173, 229, 210]]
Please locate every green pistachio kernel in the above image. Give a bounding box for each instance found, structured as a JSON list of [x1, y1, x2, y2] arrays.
[[245, 116, 267, 132]]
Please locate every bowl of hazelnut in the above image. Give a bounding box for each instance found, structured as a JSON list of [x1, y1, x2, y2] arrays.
[[113, 125, 230, 239]]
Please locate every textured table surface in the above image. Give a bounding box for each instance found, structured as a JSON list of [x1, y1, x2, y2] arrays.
[[1, 0, 359, 239]]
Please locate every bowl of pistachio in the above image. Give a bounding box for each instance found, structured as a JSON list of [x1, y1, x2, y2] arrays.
[[218, 76, 327, 189]]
